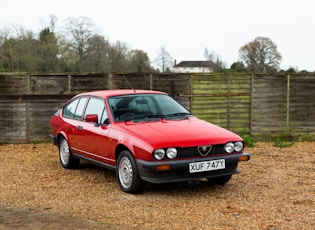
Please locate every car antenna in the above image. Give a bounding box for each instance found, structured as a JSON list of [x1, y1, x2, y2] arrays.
[[114, 68, 136, 93], [122, 73, 136, 93]]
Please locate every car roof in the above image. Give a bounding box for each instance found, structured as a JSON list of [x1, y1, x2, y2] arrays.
[[76, 89, 167, 98]]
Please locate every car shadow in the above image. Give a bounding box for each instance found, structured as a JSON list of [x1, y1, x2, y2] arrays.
[[144, 179, 220, 194], [76, 160, 229, 195]]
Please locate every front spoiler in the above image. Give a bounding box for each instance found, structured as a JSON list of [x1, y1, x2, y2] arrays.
[[136, 152, 250, 184]]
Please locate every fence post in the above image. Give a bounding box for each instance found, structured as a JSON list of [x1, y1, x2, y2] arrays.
[[108, 73, 112, 89], [150, 74, 153, 90], [227, 74, 231, 130], [68, 75, 71, 93], [26, 74, 30, 142], [26, 101, 30, 142], [27, 74, 30, 94], [286, 74, 290, 133], [250, 74, 254, 135]]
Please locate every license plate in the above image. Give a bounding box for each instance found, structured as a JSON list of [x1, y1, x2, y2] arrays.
[[189, 159, 225, 173]]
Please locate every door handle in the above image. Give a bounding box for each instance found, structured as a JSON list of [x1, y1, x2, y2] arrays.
[[77, 126, 83, 130]]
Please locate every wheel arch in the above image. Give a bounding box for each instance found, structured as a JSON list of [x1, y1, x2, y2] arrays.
[[56, 132, 68, 146], [114, 141, 154, 162], [114, 134, 154, 162], [115, 144, 132, 161]]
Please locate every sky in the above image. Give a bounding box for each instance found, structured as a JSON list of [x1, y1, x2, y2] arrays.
[[1, 0, 315, 71]]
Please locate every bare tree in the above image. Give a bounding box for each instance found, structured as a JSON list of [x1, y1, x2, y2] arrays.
[[204, 48, 226, 72], [108, 41, 130, 72], [155, 46, 173, 73], [239, 36, 282, 72], [204, 48, 216, 62], [83, 35, 111, 73], [63, 17, 99, 71], [128, 50, 152, 73], [40, 15, 58, 33]]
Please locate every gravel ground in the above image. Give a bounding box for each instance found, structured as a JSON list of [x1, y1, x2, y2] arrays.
[[0, 142, 314, 229]]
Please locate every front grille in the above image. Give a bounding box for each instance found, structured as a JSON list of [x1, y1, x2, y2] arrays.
[[177, 145, 225, 158]]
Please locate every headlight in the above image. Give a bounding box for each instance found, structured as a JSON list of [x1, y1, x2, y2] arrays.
[[154, 149, 165, 160], [224, 142, 235, 153], [166, 148, 177, 159], [234, 141, 244, 152]]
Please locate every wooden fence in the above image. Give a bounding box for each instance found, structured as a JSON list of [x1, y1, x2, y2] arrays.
[[1, 72, 315, 143], [251, 74, 315, 138]]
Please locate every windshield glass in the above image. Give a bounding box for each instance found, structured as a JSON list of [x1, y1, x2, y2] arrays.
[[108, 94, 191, 122]]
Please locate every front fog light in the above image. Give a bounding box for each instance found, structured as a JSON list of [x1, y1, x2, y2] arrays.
[[166, 148, 177, 159], [234, 141, 244, 152], [154, 149, 165, 160], [225, 142, 235, 153]]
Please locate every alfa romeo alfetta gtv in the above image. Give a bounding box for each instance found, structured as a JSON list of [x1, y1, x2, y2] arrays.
[[50, 90, 250, 193]]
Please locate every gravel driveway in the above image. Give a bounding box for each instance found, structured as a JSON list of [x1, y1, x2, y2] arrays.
[[0, 142, 314, 229]]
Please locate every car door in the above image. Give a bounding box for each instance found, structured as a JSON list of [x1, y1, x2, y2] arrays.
[[63, 97, 88, 151], [75, 97, 111, 164]]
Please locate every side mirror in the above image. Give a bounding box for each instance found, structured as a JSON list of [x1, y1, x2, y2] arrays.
[[86, 114, 98, 123]]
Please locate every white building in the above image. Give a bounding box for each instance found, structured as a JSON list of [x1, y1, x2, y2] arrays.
[[173, 60, 215, 73]]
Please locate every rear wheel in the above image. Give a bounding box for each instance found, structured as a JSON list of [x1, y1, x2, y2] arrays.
[[59, 137, 80, 169], [207, 175, 232, 185], [117, 150, 144, 194]]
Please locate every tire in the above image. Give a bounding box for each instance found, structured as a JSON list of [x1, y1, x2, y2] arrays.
[[58, 137, 80, 169], [207, 175, 232, 185], [116, 150, 144, 194]]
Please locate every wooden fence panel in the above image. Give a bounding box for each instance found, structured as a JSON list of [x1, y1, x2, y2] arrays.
[[190, 73, 251, 133], [110, 73, 151, 90], [71, 74, 109, 93], [0, 74, 28, 94], [0, 102, 27, 143], [289, 75, 315, 133], [28, 101, 65, 141], [29, 75, 69, 94], [152, 73, 190, 109], [251, 74, 288, 135]]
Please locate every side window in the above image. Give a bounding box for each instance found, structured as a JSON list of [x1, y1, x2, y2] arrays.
[[84, 98, 107, 124], [74, 98, 87, 119], [63, 98, 88, 119], [63, 99, 79, 118]]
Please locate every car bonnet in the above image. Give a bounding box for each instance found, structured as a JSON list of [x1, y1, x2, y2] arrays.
[[117, 117, 242, 148]]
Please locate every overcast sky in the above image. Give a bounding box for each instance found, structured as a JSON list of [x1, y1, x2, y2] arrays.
[[1, 0, 315, 71]]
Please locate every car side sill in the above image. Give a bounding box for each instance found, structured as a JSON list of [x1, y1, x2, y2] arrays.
[[72, 153, 116, 171]]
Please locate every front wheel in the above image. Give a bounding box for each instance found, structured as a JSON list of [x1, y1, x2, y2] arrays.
[[59, 137, 80, 169], [117, 150, 144, 194]]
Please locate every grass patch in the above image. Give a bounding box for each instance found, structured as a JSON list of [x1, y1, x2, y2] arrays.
[[274, 137, 294, 148], [239, 130, 255, 147]]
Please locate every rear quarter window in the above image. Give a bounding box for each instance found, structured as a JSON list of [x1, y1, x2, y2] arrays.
[[63, 97, 87, 119]]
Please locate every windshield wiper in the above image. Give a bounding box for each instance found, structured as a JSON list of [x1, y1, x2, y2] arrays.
[[162, 112, 193, 119], [123, 114, 164, 123], [124, 113, 193, 122], [132, 114, 164, 120]]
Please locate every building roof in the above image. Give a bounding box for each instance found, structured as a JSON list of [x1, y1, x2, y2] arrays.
[[174, 61, 215, 68]]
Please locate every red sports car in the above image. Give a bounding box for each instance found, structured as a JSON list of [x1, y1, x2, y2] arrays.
[[50, 89, 250, 193]]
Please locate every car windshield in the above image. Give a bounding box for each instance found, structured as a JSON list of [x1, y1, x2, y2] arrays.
[[108, 94, 192, 122]]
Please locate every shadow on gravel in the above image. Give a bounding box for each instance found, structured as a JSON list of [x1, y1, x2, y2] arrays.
[[77, 160, 227, 195], [0, 206, 121, 230]]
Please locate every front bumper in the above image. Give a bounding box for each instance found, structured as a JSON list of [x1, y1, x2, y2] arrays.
[[136, 152, 250, 184]]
